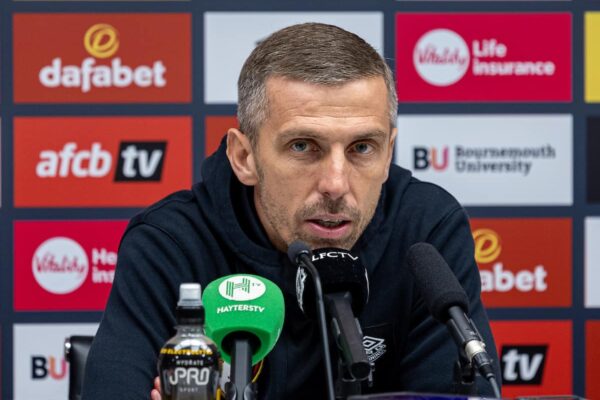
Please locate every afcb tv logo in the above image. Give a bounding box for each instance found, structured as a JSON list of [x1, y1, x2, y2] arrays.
[[500, 345, 548, 385], [36, 141, 166, 182]]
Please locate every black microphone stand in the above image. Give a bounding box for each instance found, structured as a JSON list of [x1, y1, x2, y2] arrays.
[[225, 338, 257, 400], [325, 293, 372, 399], [296, 251, 337, 400], [453, 351, 477, 396]]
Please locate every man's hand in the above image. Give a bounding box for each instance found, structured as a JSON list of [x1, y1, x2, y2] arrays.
[[151, 377, 161, 400]]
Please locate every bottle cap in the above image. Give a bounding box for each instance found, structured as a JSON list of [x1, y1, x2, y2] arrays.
[[178, 283, 203, 308]]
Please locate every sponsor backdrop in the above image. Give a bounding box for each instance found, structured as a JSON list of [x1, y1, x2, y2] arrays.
[[0, 2, 598, 400]]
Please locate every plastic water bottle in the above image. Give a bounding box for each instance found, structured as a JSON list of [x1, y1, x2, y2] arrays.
[[157, 283, 221, 400]]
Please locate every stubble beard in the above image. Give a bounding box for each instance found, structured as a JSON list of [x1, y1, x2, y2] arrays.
[[254, 162, 376, 251]]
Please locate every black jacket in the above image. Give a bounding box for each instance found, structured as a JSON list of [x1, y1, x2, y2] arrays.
[[82, 140, 500, 399]]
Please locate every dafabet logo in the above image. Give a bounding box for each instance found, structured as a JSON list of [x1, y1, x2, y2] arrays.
[[13, 221, 127, 311], [13, 13, 190, 103], [471, 218, 571, 307], [14, 116, 192, 207], [396, 13, 571, 102]]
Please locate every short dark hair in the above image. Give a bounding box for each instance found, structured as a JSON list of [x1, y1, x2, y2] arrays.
[[237, 22, 397, 145]]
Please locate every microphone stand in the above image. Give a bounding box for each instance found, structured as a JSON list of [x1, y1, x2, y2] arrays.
[[335, 358, 370, 400], [453, 351, 477, 396], [296, 252, 337, 400], [225, 338, 256, 400], [325, 293, 371, 399]]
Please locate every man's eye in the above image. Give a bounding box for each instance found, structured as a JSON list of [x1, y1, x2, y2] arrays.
[[353, 142, 373, 154], [290, 141, 310, 152]]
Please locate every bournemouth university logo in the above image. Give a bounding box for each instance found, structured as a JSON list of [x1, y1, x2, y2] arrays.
[[471, 218, 571, 308], [413, 144, 556, 176], [395, 114, 573, 206]]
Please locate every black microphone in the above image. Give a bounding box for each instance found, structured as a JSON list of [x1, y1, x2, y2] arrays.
[[288, 241, 336, 400], [294, 246, 371, 382], [406, 242, 501, 398]]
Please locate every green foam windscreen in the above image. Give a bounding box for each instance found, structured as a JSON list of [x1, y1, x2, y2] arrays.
[[203, 274, 285, 365]]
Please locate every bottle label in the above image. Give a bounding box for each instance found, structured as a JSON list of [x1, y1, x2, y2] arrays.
[[159, 343, 220, 400]]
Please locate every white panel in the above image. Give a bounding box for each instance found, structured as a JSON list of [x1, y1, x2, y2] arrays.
[[204, 12, 384, 103], [585, 217, 600, 307], [14, 323, 99, 400], [394, 114, 573, 206]]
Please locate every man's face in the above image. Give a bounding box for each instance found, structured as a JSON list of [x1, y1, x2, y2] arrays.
[[232, 76, 396, 252]]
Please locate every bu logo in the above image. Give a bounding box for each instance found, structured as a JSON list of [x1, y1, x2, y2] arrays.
[[501, 345, 548, 385], [413, 147, 449, 171]]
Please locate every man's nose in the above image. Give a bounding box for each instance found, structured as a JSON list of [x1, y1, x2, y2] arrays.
[[317, 148, 350, 200]]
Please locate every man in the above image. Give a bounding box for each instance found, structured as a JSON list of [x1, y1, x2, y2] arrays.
[[83, 23, 500, 399]]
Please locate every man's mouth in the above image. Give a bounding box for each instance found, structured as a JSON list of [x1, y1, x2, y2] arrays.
[[310, 219, 348, 228]]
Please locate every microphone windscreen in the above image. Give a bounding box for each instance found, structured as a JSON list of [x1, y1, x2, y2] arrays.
[[296, 248, 369, 318], [405, 242, 469, 322], [202, 274, 285, 365]]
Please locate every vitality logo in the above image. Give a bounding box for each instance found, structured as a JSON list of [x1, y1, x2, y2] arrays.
[[395, 13, 571, 102], [14, 220, 127, 311], [413, 28, 556, 87], [501, 345, 548, 385], [32, 237, 89, 295]]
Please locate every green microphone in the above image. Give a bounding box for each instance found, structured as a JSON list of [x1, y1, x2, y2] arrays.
[[203, 274, 284, 400]]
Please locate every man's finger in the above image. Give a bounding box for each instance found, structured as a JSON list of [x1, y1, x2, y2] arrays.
[[151, 388, 161, 400]]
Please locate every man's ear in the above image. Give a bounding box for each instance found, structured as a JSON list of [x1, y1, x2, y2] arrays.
[[226, 128, 259, 186]]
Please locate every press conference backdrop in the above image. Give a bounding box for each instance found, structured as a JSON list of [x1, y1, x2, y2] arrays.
[[0, 1, 598, 399]]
